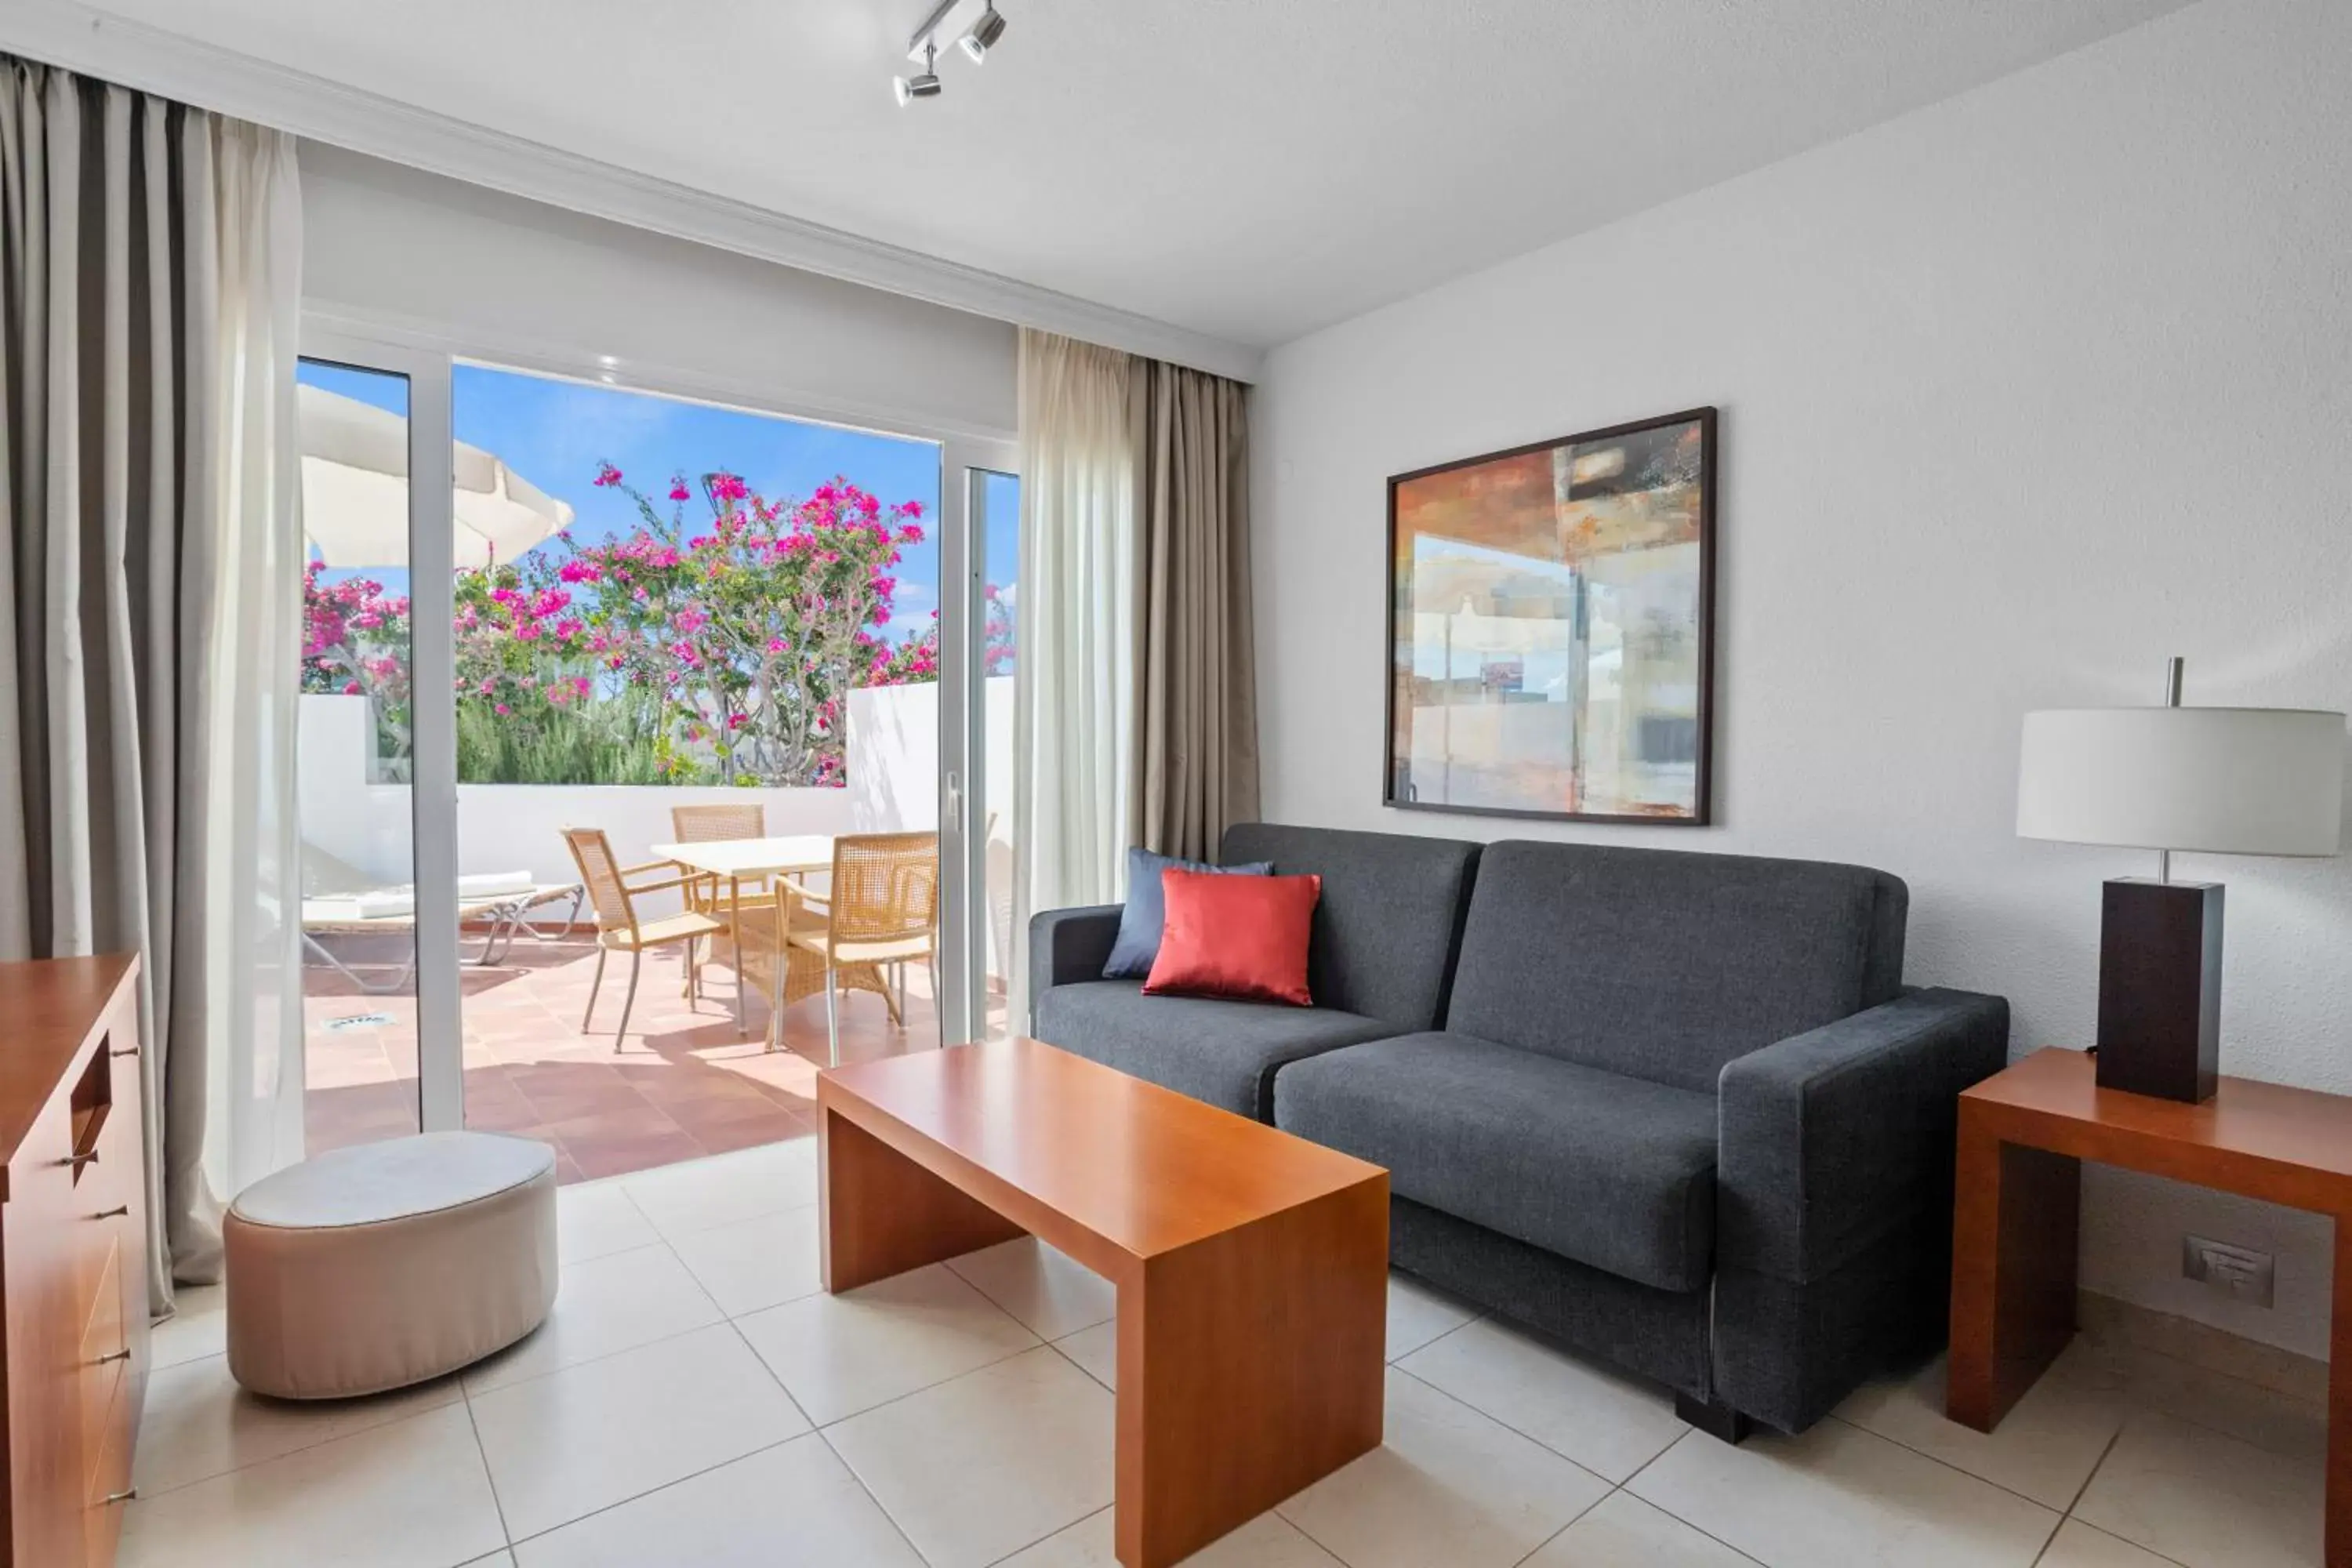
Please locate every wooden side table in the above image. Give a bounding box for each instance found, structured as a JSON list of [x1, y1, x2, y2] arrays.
[[1947, 1047, 2352, 1565]]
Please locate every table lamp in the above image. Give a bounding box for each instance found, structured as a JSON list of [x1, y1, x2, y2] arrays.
[[2016, 658, 2346, 1102]]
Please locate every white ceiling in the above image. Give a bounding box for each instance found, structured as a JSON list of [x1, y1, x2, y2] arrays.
[[63, 0, 2188, 352]]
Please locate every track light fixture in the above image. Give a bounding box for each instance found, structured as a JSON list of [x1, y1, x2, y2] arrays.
[[895, 0, 1007, 100], [894, 41, 942, 106], [959, 3, 1007, 63]]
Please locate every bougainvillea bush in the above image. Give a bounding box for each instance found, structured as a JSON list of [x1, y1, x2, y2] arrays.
[[303, 466, 936, 787]]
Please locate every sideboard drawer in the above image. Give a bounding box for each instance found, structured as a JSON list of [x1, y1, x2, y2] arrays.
[[0, 954, 147, 1568]]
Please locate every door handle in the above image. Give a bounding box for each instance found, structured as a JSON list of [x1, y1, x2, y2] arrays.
[[93, 1348, 132, 1367], [91, 1206, 129, 1221], [103, 1488, 136, 1504]]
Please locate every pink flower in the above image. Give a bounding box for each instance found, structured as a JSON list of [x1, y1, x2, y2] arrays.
[[593, 462, 622, 488], [494, 702, 511, 716], [343, 680, 362, 695], [668, 477, 691, 503], [727, 713, 750, 731], [710, 474, 748, 504]]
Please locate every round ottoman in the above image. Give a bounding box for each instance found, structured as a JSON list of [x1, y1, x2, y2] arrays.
[[226, 1131, 558, 1399]]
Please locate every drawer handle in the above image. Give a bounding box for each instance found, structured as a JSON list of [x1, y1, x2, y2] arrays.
[[57, 1152, 98, 1173], [103, 1488, 136, 1505], [91, 1205, 129, 1221], [93, 1348, 132, 1367], [111, 1046, 140, 1058]]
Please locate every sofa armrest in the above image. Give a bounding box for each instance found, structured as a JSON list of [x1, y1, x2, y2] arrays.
[[1718, 987, 2009, 1283], [1027, 905, 1124, 1014]]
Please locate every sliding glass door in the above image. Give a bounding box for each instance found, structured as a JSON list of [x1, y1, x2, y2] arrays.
[[293, 321, 1006, 1177]]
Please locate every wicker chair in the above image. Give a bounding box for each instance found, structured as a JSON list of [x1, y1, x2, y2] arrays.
[[775, 832, 940, 1065], [561, 827, 728, 1051], [669, 802, 771, 991]]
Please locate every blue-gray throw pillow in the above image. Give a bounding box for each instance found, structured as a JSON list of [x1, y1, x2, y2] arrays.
[[1102, 847, 1273, 979]]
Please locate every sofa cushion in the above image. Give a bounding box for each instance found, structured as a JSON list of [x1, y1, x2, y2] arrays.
[[1219, 823, 1480, 1032], [1033, 979, 1396, 1120], [1274, 1032, 1719, 1292], [1102, 848, 1272, 978], [1446, 840, 1907, 1094]]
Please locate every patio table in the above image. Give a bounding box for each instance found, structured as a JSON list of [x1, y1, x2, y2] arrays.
[[649, 833, 836, 1033]]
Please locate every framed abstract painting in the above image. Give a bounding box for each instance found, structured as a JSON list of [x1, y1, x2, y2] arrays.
[[1385, 407, 1717, 824]]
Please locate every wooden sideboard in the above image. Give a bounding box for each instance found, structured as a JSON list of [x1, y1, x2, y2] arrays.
[[0, 954, 147, 1568]]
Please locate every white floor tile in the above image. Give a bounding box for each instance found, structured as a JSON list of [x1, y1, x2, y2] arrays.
[[1832, 1343, 2124, 1510], [511, 1432, 923, 1567], [462, 1241, 721, 1394], [2092, 1341, 2331, 1463], [1000, 1505, 1344, 1566], [668, 1203, 826, 1316], [1628, 1421, 2060, 1568], [553, 1180, 659, 1264], [1054, 1321, 1118, 1391], [1276, 1368, 1610, 1568], [2035, 1519, 2187, 1568], [151, 1283, 230, 1370], [118, 1403, 505, 1568], [1522, 1491, 1761, 1567], [825, 1345, 1115, 1568], [1396, 1315, 1683, 1483], [2072, 1407, 2324, 1568], [946, 1236, 1117, 1340], [135, 1353, 462, 1495], [1384, 1271, 1479, 1360], [621, 1136, 816, 1237], [736, 1263, 1040, 1425], [470, 1321, 811, 1541]]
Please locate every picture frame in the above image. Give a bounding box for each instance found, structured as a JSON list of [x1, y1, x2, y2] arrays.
[[1384, 407, 1717, 825]]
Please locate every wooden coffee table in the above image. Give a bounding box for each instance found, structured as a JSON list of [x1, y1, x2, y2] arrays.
[[817, 1037, 1389, 1568]]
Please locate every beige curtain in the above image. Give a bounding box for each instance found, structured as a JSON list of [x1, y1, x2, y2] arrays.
[[1009, 330, 1135, 1025], [0, 57, 303, 1310], [1129, 359, 1258, 860]]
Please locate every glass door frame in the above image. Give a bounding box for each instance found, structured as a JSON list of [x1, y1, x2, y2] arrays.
[[299, 325, 466, 1131], [301, 309, 1012, 1127]]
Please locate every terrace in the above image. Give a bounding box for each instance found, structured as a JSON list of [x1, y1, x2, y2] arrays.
[[296, 361, 1016, 1180]]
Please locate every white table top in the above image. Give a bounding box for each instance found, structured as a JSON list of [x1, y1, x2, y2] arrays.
[[650, 833, 836, 878]]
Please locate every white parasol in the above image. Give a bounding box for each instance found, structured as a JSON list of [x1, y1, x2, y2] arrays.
[[299, 383, 575, 568]]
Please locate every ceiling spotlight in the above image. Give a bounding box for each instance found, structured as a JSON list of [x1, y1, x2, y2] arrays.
[[959, 3, 1006, 63], [894, 42, 942, 105]]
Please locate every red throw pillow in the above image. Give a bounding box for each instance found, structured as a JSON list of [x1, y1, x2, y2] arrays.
[[1143, 867, 1322, 1007]]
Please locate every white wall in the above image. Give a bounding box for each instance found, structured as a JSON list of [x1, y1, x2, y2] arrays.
[[299, 141, 1016, 441], [1251, 0, 2352, 1358]]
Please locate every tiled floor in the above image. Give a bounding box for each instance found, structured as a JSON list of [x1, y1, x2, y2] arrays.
[[303, 928, 1000, 1181], [129, 1134, 2327, 1568]]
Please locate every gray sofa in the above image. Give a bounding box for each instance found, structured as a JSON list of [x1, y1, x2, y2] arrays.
[[1029, 822, 2009, 1437]]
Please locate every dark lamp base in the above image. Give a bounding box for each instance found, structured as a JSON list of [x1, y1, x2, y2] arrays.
[[2095, 877, 2222, 1105]]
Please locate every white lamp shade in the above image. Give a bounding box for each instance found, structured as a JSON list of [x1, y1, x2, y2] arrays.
[[2016, 706, 2347, 856]]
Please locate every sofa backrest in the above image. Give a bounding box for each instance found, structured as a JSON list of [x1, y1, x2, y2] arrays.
[[1446, 840, 1907, 1094], [1219, 822, 1481, 1030]]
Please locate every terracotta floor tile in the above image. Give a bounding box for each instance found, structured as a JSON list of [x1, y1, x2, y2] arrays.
[[303, 933, 970, 1183]]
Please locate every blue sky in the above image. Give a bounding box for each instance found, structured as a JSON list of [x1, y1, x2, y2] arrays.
[[299, 359, 1018, 647]]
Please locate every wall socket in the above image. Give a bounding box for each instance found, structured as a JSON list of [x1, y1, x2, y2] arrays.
[[2181, 1236, 2276, 1308]]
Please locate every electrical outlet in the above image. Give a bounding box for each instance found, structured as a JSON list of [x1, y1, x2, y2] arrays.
[[2181, 1236, 2275, 1308]]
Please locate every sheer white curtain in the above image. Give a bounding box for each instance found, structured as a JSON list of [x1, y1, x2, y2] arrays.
[[1010, 330, 1135, 1026], [0, 59, 302, 1305], [202, 117, 307, 1222]]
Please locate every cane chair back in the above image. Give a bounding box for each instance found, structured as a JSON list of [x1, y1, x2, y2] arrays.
[[826, 833, 939, 945], [670, 802, 767, 844], [562, 828, 637, 935]]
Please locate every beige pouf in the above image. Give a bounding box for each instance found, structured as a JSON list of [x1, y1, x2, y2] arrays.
[[226, 1131, 558, 1399]]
